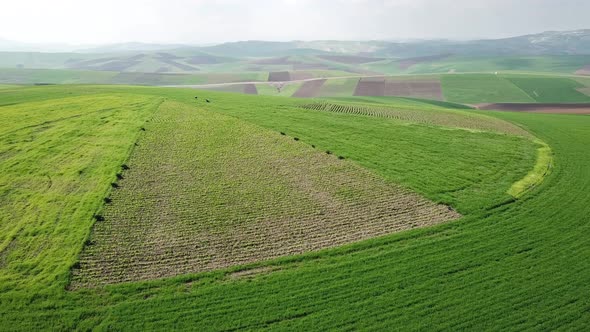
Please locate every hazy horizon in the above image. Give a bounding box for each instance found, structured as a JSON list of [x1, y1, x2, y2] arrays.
[[1, 0, 589, 47]]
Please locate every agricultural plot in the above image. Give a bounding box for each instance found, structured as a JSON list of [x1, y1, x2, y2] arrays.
[[71, 100, 459, 287], [441, 74, 535, 104], [0, 92, 161, 293], [292, 79, 327, 97], [354, 77, 443, 100], [505, 76, 590, 103], [301, 102, 532, 137], [314, 78, 359, 97]]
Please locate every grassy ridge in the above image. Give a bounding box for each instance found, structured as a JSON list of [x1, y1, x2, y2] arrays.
[[3, 86, 583, 331]]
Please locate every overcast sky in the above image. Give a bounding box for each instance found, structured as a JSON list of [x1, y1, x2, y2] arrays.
[[1, 0, 589, 45]]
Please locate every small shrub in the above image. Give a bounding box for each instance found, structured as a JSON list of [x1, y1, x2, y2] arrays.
[[104, 197, 112, 204]]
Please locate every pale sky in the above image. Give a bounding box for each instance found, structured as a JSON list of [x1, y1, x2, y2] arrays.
[[0, 0, 589, 45]]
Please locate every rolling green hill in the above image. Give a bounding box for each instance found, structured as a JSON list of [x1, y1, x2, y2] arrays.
[[4, 85, 586, 330]]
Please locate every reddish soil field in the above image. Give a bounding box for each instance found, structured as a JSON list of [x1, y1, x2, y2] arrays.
[[397, 53, 452, 70], [318, 55, 385, 64], [354, 78, 442, 100], [292, 79, 327, 98], [354, 78, 386, 96], [289, 71, 315, 81], [477, 103, 590, 114], [385, 79, 443, 100], [242, 84, 258, 95], [268, 71, 292, 82], [574, 65, 590, 75]]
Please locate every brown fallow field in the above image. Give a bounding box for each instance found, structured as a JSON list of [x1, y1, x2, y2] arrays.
[[354, 77, 443, 100], [292, 79, 327, 98]]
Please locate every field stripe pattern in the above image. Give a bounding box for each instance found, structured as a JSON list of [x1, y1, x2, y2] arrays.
[[300, 102, 532, 137], [71, 100, 460, 287]]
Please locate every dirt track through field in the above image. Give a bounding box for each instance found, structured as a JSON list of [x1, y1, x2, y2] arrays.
[[292, 79, 327, 98], [477, 103, 590, 114]]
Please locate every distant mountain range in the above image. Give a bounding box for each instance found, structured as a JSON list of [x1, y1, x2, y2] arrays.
[[2, 29, 589, 57]]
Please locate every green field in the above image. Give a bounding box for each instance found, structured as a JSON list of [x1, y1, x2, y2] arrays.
[[441, 73, 590, 104], [365, 55, 590, 75], [505, 76, 590, 103], [1, 85, 589, 330]]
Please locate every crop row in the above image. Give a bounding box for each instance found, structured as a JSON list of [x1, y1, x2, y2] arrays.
[[301, 103, 532, 137], [70, 100, 460, 288]]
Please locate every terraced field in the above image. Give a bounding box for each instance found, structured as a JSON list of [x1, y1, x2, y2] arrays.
[[2, 85, 589, 331]]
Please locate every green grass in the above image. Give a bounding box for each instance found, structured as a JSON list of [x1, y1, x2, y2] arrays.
[[442, 74, 535, 104], [505, 76, 590, 103], [3, 85, 589, 330]]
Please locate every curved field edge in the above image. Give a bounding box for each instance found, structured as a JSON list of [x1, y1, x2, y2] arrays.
[[508, 139, 553, 198], [298, 101, 532, 137]]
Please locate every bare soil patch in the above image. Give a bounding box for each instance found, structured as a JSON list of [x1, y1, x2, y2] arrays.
[[385, 78, 443, 100], [574, 65, 590, 76], [268, 71, 291, 82], [354, 78, 386, 96], [242, 84, 258, 95], [477, 103, 590, 114], [292, 79, 327, 98]]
